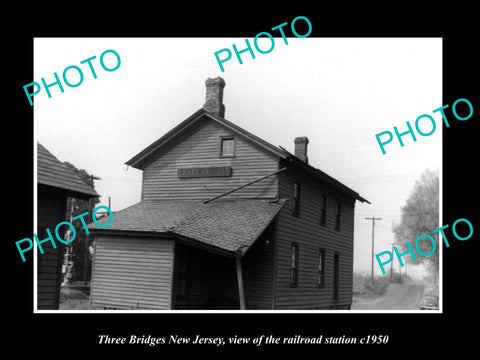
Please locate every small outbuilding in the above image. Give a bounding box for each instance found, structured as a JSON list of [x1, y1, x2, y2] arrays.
[[37, 142, 98, 309]]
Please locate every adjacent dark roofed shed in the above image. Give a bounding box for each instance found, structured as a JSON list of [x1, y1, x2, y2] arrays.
[[37, 142, 99, 310], [37, 142, 99, 198]]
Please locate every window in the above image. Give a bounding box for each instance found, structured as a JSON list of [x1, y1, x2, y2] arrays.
[[290, 243, 299, 287], [320, 195, 327, 226], [335, 201, 341, 231], [333, 253, 339, 301], [318, 249, 325, 287], [292, 182, 300, 217], [220, 137, 235, 157]]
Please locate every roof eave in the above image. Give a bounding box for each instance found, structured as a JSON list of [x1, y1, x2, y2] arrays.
[[357, 195, 371, 204], [38, 182, 99, 199], [285, 156, 370, 204], [125, 108, 288, 170], [125, 108, 207, 169]]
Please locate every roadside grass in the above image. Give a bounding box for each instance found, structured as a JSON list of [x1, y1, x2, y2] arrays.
[[59, 287, 91, 310], [423, 282, 439, 297], [353, 272, 392, 301]]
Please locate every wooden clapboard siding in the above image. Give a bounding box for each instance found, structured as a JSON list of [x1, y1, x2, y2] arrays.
[[90, 235, 175, 310], [242, 222, 276, 309], [141, 120, 279, 201], [274, 166, 355, 309], [37, 186, 66, 310]]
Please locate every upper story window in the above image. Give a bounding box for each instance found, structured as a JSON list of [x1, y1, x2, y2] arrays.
[[320, 195, 327, 226], [335, 201, 341, 231], [220, 137, 235, 157], [292, 182, 300, 217]]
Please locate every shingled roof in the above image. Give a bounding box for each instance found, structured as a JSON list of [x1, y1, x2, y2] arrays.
[[37, 142, 99, 198], [88, 199, 285, 257]]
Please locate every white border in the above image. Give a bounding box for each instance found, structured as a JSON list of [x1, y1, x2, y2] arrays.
[[33, 37, 443, 315], [33, 132, 38, 310]]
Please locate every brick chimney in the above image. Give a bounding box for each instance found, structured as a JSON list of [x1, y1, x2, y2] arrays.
[[294, 137, 309, 164], [204, 77, 226, 117]]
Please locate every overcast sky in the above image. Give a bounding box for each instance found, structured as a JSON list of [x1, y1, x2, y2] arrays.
[[34, 37, 442, 274]]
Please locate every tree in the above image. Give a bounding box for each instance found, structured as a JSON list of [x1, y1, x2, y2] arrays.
[[62, 162, 100, 283], [392, 169, 439, 281]]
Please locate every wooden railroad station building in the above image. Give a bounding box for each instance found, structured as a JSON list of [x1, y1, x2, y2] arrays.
[[88, 77, 369, 310]]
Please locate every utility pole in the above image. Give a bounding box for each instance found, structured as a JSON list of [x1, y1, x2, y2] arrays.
[[388, 242, 394, 283], [85, 175, 101, 285], [365, 216, 382, 286], [62, 199, 77, 287]]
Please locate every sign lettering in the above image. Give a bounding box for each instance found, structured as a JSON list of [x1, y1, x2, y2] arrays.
[[177, 166, 232, 178]]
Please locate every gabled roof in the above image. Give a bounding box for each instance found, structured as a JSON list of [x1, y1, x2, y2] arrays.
[[88, 199, 286, 258], [125, 108, 369, 204], [125, 108, 286, 169], [37, 142, 99, 199]]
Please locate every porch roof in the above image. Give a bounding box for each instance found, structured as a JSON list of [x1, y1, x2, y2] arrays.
[[88, 199, 286, 257]]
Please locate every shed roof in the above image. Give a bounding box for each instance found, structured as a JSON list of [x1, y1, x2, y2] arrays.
[[88, 199, 286, 257], [37, 142, 99, 198]]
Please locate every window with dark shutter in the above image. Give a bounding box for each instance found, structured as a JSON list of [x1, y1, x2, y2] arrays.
[[335, 201, 341, 231], [318, 249, 325, 287], [292, 183, 300, 217], [290, 243, 299, 287], [333, 253, 339, 301], [320, 195, 326, 226]]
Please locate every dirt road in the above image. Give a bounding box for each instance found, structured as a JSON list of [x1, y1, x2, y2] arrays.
[[352, 283, 424, 310]]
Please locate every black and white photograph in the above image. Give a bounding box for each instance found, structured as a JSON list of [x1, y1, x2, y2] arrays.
[[6, 8, 478, 357], [33, 37, 442, 312]]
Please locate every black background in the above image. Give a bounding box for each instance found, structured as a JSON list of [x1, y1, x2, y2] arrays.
[[5, 5, 478, 356]]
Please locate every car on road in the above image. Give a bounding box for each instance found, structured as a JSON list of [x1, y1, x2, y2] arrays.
[[420, 294, 439, 310]]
